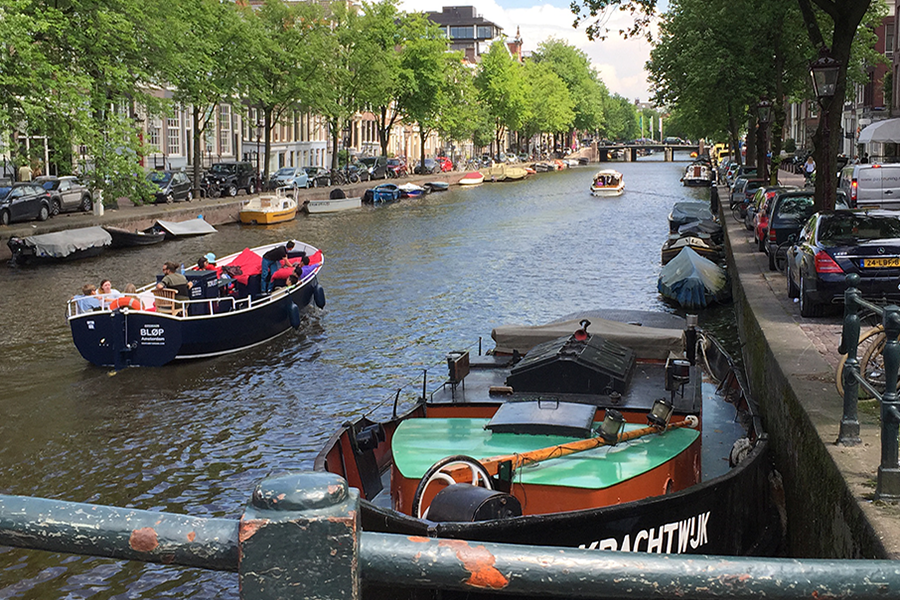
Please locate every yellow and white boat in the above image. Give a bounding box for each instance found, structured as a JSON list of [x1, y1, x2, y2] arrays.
[[240, 187, 299, 225]]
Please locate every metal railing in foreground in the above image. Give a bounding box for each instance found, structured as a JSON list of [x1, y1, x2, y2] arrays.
[[3, 471, 900, 599], [838, 273, 900, 499]]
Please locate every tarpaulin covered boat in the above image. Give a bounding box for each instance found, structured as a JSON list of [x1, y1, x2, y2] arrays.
[[7, 226, 111, 263], [153, 217, 217, 238], [315, 313, 782, 560], [658, 247, 730, 308]]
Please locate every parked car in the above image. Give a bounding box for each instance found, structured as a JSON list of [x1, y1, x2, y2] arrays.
[[413, 158, 441, 175], [435, 156, 453, 172], [386, 158, 407, 178], [731, 178, 767, 219], [204, 161, 257, 196], [346, 163, 371, 182], [35, 175, 93, 215], [270, 166, 310, 189], [304, 167, 332, 188], [838, 163, 900, 210], [0, 182, 52, 225], [763, 191, 817, 271], [359, 156, 389, 180], [147, 170, 193, 204], [748, 186, 797, 243], [786, 210, 900, 317]]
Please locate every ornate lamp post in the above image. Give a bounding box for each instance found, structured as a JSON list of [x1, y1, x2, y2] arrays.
[[810, 47, 841, 209], [757, 97, 773, 182]]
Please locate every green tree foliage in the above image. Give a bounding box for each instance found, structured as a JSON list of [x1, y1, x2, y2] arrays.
[[530, 39, 606, 135], [602, 95, 639, 141], [244, 0, 328, 180], [475, 41, 527, 154], [521, 61, 574, 146]]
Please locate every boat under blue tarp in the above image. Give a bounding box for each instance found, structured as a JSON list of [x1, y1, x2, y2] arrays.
[[657, 247, 730, 309]]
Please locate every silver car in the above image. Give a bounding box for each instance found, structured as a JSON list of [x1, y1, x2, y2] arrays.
[[270, 166, 310, 189]]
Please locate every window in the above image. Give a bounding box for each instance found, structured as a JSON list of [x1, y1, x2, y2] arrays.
[[148, 118, 161, 149], [219, 105, 231, 155], [450, 26, 472, 39], [167, 114, 180, 155], [477, 25, 493, 39], [887, 24, 895, 56]]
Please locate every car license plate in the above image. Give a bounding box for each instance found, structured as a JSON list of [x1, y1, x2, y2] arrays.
[[862, 257, 900, 268]]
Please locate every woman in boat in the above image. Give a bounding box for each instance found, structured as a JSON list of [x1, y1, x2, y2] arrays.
[[97, 279, 121, 308]]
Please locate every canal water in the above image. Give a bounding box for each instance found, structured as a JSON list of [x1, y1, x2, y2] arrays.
[[0, 154, 731, 597]]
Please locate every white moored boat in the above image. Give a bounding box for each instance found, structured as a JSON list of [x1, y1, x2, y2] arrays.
[[458, 171, 484, 185], [590, 170, 625, 197]]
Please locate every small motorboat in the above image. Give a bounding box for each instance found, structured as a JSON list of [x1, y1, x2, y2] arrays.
[[398, 183, 427, 198], [668, 201, 714, 233], [658, 246, 731, 308], [239, 187, 299, 225], [681, 161, 714, 187], [363, 183, 402, 204], [661, 234, 721, 265], [590, 169, 625, 197], [458, 171, 484, 185], [305, 196, 362, 214], [153, 217, 217, 238], [316, 312, 782, 565], [424, 181, 449, 192], [7, 226, 112, 264], [103, 226, 167, 248], [67, 239, 326, 368]]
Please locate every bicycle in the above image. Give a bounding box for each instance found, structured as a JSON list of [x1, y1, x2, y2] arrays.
[[329, 169, 346, 186], [835, 320, 893, 401]]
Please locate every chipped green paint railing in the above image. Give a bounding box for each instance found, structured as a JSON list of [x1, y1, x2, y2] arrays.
[[839, 273, 900, 499], [4, 471, 900, 598]]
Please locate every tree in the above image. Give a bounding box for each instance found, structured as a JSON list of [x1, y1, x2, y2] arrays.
[[520, 61, 574, 152], [244, 0, 328, 183], [167, 0, 250, 197], [396, 16, 453, 173], [475, 41, 527, 156]]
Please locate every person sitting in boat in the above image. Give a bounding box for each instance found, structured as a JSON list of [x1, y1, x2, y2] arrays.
[[196, 253, 217, 271], [73, 284, 102, 313], [97, 279, 121, 308], [157, 261, 193, 300], [261, 241, 295, 294]]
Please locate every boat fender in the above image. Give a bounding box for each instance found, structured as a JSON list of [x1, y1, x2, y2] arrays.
[[109, 296, 142, 311], [729, 437, 753, 467], [289, 303, 302, 329], [684, 415, 699, 428], [314, 285, 326, 309]]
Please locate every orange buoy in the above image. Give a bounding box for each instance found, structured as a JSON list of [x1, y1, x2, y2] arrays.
[[109, 296, 142, 311]]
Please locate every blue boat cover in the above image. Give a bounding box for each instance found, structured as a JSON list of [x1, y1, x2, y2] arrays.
[[658, 247, 728, 309]]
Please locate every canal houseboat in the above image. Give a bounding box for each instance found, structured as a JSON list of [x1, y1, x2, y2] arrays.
[[315, 313, 783, 557], [67, 239, 325, 368]]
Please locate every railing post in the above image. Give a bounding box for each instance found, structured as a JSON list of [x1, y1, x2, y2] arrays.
[[239, 472, 360, 599], [837, 274, 861, 445], [878, 306, 900, 499]]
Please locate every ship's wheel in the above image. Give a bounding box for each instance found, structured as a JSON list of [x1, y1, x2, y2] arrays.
[[411, 455, 493, 519]]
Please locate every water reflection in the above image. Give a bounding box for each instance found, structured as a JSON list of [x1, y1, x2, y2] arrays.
[[0, 154, 728, 597]]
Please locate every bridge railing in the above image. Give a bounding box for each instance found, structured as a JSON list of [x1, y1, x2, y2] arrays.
[[4, 470, 900, 598], [838, 273, 900, 499]]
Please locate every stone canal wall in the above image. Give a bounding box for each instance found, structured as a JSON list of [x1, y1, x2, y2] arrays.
[[722, 181, 900, 559]]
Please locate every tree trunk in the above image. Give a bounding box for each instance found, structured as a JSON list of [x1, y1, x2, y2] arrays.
[[420, 128, 427, 173], [746, 114, 758, 168], [192, 107, 203, 198]]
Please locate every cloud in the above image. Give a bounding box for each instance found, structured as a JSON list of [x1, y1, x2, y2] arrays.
[[398, 1, 655, 101]]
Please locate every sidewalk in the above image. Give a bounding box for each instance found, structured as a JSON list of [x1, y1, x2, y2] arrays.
[[722, 169, 900, 559]]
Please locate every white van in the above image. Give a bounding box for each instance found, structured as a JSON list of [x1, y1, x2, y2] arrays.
[[839, 163, 900, 209]]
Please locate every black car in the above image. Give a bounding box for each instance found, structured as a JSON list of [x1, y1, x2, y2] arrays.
[[148, 170, 193, 204], [763, 191, 819, 271], [204, 161, 257, 196], [786, 210, 900, 317], [413, 158, 441, 175], [35, 176, 93, 215], [304, 167, 332, 187], [359, 156, 389, 180], [0, 183, 52, 225]]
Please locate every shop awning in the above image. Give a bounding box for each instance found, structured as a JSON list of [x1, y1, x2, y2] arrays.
[[858, 118, 900, 144]]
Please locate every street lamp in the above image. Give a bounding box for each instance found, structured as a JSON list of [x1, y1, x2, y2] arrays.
[[757, 97, 773, 182], [810, 48, 841, 103], [809, 47, 841, 209]]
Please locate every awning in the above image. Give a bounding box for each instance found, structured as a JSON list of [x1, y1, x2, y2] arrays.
[[858, 118, 900, 144]]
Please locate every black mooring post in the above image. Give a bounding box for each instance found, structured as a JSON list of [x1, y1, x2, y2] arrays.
[[878, 306, 900, 499], [837, 275, 861, 445]]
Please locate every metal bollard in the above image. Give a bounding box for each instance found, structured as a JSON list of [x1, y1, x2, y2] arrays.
[[239, 471, 360, 599], [837, 275, 861, 445], [878, 307, 900, 499]]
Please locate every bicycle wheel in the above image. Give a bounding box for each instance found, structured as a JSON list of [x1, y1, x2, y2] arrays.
[[835, 325, 885, 400], [774, 242, 791, 273], [732, 205, 743, 223]]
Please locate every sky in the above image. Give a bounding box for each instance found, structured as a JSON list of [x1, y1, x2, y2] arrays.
[[398, 0, 663, 103]]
